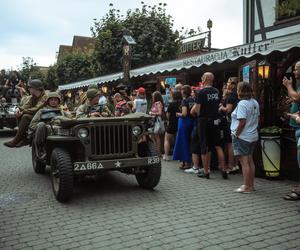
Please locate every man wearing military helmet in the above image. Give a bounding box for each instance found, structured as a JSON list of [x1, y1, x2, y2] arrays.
[[29, 91, 66, 131], [29, 92, 68, 159], [3, 79, 47, 148], [76, 88, 111, 118]]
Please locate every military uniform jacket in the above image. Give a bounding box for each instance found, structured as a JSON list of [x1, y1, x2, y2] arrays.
[[29, 105, 73, 130], [19, 91, 47, 115], [76, 103, 112, 118]]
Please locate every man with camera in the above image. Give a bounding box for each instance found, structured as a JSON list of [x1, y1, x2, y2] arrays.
[[76, 88, 111, 118]]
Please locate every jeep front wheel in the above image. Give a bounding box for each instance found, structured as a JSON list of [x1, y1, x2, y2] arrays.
[[135, 142, 161, 189], [50, 148, 74, 202]]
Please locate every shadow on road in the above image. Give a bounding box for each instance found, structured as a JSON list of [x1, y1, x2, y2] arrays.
[[40, 168, 157, 203], [0, 129, 16, 137]]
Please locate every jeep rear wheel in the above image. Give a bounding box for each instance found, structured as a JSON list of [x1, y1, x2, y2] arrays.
[[136, 142, 161, 189], [50, 148, 74, 202], [32, 143, 46, 174]]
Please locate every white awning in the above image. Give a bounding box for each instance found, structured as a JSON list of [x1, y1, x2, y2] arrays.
[[58, 72, 123, 90], [59, 31, 300, 91], [130, 31, 300, 77]]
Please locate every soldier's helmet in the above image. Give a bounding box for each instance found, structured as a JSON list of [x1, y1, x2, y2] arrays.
[[28, 79, 44, 90], [46, 92, 61, 104], [86, 89, 100, 100], [88, 84, 98, 90]]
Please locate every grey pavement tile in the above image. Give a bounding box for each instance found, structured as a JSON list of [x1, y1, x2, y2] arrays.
[[0, 144, 300, 250]]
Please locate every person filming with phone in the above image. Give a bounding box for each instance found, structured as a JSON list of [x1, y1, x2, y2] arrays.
[[282, 61, 300, 208]]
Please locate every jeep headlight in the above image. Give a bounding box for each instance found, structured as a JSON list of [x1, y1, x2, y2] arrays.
[[78, 128, 89, 138], [132, 126, 142, 136]]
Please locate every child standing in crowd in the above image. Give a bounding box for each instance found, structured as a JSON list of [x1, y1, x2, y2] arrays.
[[163, 90, 182, 161], [172, 85, 195, 169]]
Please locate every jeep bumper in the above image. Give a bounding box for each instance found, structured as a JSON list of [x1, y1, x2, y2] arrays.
[[73, 156, 160, 173]]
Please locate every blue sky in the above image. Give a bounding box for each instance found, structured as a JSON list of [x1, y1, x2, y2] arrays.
[[0, 0, 243, 69]]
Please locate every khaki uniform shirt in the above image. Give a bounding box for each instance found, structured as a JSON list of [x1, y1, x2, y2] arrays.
[[19, 91, 47, 116], [76, 103, 112, 118]]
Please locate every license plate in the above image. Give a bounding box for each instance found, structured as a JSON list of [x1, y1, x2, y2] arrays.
[[147, 156, 160, 165], [74, 162, 104, 171]]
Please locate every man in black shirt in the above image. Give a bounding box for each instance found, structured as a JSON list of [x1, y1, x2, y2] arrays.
[[192, 72, 227, 179]]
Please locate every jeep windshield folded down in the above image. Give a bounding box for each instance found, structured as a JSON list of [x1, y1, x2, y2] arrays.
[[31, 113, 161, 202]]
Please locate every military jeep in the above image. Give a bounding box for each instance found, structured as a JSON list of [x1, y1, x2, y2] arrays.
[[31, 113, 161, 202], [0, 103, 18, 129]]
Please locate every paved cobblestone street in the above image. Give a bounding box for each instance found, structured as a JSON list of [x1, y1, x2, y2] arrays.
[[1, 132, 300, 250]]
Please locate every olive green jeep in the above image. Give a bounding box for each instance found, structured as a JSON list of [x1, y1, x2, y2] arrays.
[[31, 113, 161, 202]]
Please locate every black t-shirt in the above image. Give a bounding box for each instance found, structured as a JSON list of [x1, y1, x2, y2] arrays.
[[196, 87, 220, 118], [222, 90, 238, 121], [181, 97, 195, 118], [167, 100, 181, 126], [223, 90, 238, 108]]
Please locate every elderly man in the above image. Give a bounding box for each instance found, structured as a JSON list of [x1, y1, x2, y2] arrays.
[[76, 89, 111, 118], [3, 79, 47, 148], [282, 61, 300, 202]]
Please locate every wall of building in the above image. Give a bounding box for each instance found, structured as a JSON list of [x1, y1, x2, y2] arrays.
[[243, 0, 300, 43]]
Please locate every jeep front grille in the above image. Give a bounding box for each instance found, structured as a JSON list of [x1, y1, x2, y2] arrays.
[[90, 124, 133, 157]]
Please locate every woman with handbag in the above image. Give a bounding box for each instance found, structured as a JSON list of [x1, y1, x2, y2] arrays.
[[172, 85, 195, 169], [149, 91, 165, 154]]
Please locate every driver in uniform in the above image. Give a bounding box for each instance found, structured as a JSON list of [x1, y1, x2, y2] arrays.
[[76, 89, 111, 118]]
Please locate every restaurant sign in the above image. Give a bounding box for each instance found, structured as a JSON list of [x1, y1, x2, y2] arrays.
[[180, 38, 206, 54], [183, 39, 275, 67]]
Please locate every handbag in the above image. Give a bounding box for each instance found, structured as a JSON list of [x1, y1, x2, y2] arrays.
[[154, 116, 165, 134]]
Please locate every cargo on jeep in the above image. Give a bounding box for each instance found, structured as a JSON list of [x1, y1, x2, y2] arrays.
[[31, 113, 161, 202]]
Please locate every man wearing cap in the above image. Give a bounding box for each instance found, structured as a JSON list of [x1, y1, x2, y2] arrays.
[[76, 88, 111, 118], [3, 79, 47, 148], [133, 87, 147, 113]]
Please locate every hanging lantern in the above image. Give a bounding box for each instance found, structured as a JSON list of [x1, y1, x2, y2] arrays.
[[67, 91, 72, 98], [258, 60, 271, 80]]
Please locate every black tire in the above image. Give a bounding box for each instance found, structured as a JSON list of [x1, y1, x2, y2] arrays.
[[32, 143, 46, 174], [50, 148, 74, 202], [135, 141, 161, 189]]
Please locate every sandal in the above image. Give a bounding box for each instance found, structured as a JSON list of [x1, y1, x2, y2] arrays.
[[179, 162, 190, 170], [283, 190, 300, 201]]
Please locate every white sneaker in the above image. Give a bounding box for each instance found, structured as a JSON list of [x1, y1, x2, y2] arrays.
[[162, 155, 170, 161], [185, 167, 203, 174]]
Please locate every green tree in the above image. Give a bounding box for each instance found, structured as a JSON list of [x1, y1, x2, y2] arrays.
[[55, 52, 94, 85], [91, 2, 180, 74], [19, 57, 45, 82], [45, 65, 58, 90]]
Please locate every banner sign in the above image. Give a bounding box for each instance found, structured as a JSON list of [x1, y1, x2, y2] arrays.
[[180, 38, 206, 54]]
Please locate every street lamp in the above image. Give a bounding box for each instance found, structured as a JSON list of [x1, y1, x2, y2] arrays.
[[122, 32, 136, 92], [207, 19, 213, 51]]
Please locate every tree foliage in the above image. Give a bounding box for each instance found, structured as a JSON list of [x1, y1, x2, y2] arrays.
[[55, 52, 95, 85], [19, 57, 45, 83], [91, 2, 180, 74]]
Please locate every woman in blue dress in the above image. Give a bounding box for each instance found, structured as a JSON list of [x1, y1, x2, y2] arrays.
[[172, 85, 195, 168]]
